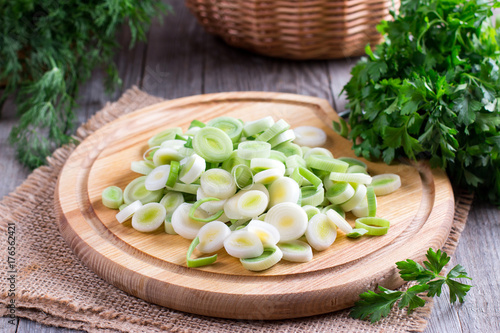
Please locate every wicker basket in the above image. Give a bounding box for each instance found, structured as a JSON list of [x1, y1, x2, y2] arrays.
[[185, 0, 400, 60]]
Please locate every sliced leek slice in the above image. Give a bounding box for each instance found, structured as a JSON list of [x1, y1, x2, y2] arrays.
[[366, 186, 377, 217], [253, 168, 285, 184], [224, 230, 264, 259], [189, 198, 224, 222], [166, 182, 200, 195], [237, 141, 271, 159], [247, 219, 280, 246], [186, 237, 218, 267], [115, 200, 142, 223], [250, 158, 286, 174], [131, 160, 154, 175], [285, 155, 307, 169], [148, 127, 182, 147], [302, 205, 321, 220], [131, 202, 166, 232], [196, 221, 231, 253], [306, 155, 349, 173], [102, 186, 123, 209], [256, 119, 290, 142], [337, 157, 367, 169], [347, 165, 369, 174], [193, 127, 234, 163], [164, 218, 177, 235], [326, 209, 353, 234], [300, 186, 325, 207], [329, 172, 372, 185], [237, 190, 269, 218], [152, 148, 183, 166], [240, 245, 283, 271], [221, 150, 249, 172], [351, 196, 369, 218], [268, 177, 301, 207], [278, 240, 313, 262], [340, 184, 367, 212], [179, 154, 206, 184], [298, 167, 322, 188], [207, 116, 243, 143], [231, 164, 254, 189], [123, 176, 163, 205], [293, 126, 327, 147], [243, 116, 274, 137], [305, 213, 337, 251], [171, 203, 209, 239], [326, 182, 355, 205], [268, 150, 287, 163], [200, 168, 236, 199], [346, 228, 368, 238], [355, 217, 390, 236], [274, 142, 302, 157], [265, 202, 308, 241], [196, 187, 226, 214], [303, 147, 333, 159], [371, 174, 402, 196], [145, 165, 171, 191], [268, 129, 296, 148], [159, 191, 184, 216]]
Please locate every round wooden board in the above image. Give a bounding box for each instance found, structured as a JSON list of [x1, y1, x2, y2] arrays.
[[55, 92, 455, 320]]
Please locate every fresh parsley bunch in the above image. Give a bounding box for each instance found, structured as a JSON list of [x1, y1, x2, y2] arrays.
[[0, 1, 168, 169], [350, 248, 472, 322], [342, 0, 500, 205]]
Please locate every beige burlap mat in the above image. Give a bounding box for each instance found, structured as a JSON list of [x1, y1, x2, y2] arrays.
[[0, 87, 474, 333]]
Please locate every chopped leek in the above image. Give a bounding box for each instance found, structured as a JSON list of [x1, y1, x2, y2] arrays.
[[293, 126, 327, 147], [240, 245, 283, 271], [102, 115, 404, 271], [237, 141, 271, 159], [193, 127, 234, 163], [355, 217, 390, 236], [186, 237, 218, 267], [278, 240, 313, 262], [207, 116, 243, 143], [131, 202, 166, 232], [102, 186, 123, 209]]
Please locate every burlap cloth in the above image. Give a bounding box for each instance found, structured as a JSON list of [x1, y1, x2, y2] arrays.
[[0, 87, 474, 333]]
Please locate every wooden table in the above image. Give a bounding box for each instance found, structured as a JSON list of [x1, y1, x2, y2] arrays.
[[1, 2, 498, 332]]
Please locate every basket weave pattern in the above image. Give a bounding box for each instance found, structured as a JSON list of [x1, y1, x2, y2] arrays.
[[185, 0, 400, 59]]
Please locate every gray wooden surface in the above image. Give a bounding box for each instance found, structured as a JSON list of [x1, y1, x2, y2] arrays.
[[1, 2, 499, 332]]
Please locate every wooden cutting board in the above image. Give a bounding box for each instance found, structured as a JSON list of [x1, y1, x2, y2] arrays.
[[55, 92, 454, 320]]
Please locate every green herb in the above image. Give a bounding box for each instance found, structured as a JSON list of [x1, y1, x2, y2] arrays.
[[1, 1, 169, 169], [341, 0, 500, 206], [350, 248, 472, 323]]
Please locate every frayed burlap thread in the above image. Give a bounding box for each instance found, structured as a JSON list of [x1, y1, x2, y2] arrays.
[[0, 87, 474, 333]]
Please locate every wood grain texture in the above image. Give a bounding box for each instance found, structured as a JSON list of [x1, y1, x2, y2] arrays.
[[55, 92, 454, 320], [1, 1, 498, 331]]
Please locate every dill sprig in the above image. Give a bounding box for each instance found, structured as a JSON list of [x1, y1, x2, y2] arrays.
[[1, 0, 169, 168]]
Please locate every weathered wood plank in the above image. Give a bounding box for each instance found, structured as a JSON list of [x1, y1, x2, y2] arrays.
[[425, 201, 500, 333], [326, 58, 358, 115], [0, 317, 17, 333], [0, 97, 30, 200], [140, 1, 206, 99]]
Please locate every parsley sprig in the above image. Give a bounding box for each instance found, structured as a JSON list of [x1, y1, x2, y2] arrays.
[[350, 248, 472, 323], [341, 0, 500, 206]]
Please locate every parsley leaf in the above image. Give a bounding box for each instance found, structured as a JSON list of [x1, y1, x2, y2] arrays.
[[398, 284, 428, 313], [350, 248, 472, 323], [350, 287, 403, 323]]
